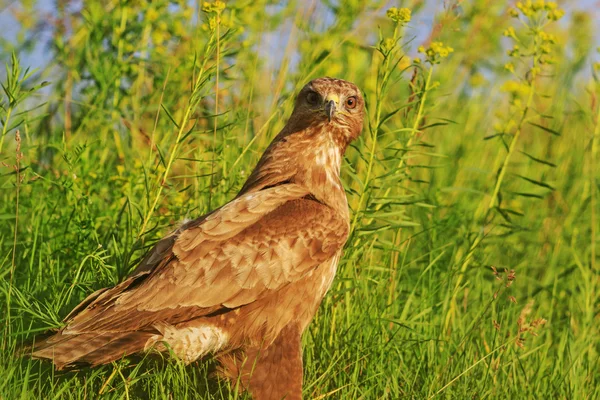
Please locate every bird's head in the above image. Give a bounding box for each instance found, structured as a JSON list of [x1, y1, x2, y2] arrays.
[[290, 77, 365, 145], [240, 78, 364, 205]]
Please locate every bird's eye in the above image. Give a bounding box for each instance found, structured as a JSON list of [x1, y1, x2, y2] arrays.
[[346, 96, 357, 109], [306, 91, 320, 105]]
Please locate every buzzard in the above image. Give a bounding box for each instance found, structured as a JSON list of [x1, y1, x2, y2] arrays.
[[30, 77, 364, 399]]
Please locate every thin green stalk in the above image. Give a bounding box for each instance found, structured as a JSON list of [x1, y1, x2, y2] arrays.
[[590, 80, 600, 316], [3, 131, 21, 351], [591, 86, 599, 273], [349, 25, 400, 236], [0, 105, 12, 154], [148, 67, 171, 164], [488, 82, 536, 211], [354, 65, 433, 235], [138, 38, 214, 238], [229, 111, 279, 172], [379, 65, 434, 203], [208, 14, 221, 210]]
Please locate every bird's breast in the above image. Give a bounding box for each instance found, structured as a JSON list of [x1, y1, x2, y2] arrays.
[[214, 251, 342, 348], [145, 252, 342, 362]]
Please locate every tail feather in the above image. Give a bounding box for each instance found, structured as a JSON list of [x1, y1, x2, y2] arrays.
[[29, 330, 154, 369], [81, 332, 155, 366]]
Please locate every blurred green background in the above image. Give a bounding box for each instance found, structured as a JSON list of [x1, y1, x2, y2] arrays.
[[1, 0, 599, 399]]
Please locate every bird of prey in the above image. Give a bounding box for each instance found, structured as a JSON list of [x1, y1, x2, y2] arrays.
[[30, 77, 364, 400]]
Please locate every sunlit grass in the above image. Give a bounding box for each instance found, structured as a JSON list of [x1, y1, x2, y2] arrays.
[[1, 0, 599, 399]]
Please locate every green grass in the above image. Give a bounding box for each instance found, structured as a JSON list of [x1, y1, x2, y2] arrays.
[[1, 0, 599, 398]]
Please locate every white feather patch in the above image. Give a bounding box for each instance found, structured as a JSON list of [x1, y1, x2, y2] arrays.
[[145, 322, 228, 364]]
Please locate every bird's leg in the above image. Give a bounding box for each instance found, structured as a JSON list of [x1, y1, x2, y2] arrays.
[[220, 324, 303, 400]]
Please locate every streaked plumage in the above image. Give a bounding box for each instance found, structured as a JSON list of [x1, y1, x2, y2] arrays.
[[30, 77, 364, 399]]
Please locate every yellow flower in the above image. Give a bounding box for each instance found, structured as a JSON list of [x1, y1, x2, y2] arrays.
[[380, 38, 396, 54], [431, 41, 454, 57], [419, 42, 454, 64], [146, 7, 159, 22], [501, 80, 530, 96], [201, 15, 218, 32], [547, 8, 565, 21], [202, 1, 226, 14], [540, 43, 552, 54], [386, 7, 411, 24], [532, 0, 545, 11], [516, 2, 534, 17], [398, 8, 411, 22], [503, 26, 517, 39], [509, 8, 519, 18], [538, 31, 556, 44], [513, 0, 563, 21], [504, 62, 515, 73]]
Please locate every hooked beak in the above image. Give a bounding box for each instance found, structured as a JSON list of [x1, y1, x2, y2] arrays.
[[324, 94, 339, 122]]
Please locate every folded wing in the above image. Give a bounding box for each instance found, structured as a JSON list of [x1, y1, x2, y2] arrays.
[[62, 184, 349, 334]]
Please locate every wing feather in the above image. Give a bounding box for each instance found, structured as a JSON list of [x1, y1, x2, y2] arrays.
[[64, 184, 348, 334]]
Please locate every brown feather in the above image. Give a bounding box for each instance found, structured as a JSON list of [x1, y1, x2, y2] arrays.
[[30, 331, 154, 369]]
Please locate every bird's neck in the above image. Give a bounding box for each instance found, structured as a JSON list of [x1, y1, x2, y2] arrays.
[[294, 133, 348, 217], [240, 125, 350, 220]]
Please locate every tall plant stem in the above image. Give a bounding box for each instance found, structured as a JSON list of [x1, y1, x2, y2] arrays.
[[208, 15, 221, 210], [591, 87, 599, 273], [3, 132, 21, 351], [382, 66, 433, 201], [0, 106, 13, 154], [349, 26, 400, 236], [137, 37, 214, 238]]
